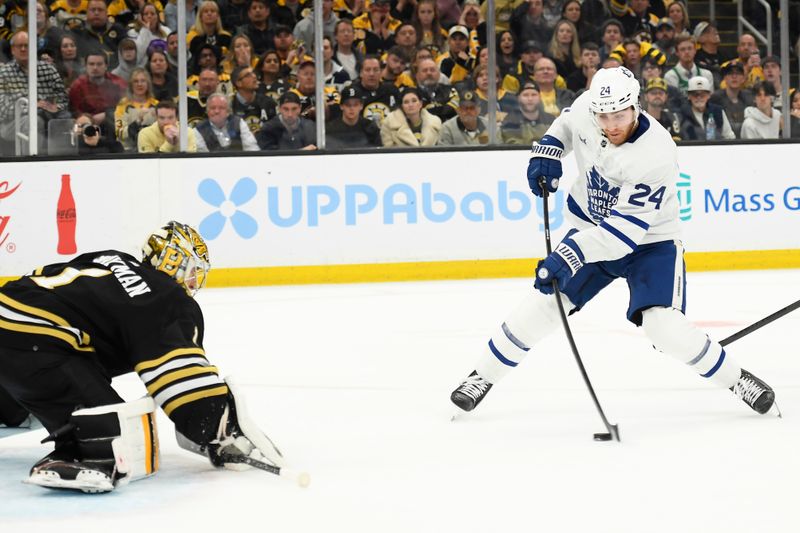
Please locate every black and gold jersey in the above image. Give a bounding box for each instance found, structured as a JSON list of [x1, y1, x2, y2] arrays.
[[232, 93, 277, 133], [347, 79, 399, 126], [0, 251, 228, 420], [0, 0, 26, 42]]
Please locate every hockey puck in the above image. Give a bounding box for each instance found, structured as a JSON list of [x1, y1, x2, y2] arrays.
[[593, 432, 613, 441]]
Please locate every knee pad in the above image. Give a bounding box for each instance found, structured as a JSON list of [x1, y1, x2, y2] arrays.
[[641, 307, 708, 359], [503, 290, 572, 348]]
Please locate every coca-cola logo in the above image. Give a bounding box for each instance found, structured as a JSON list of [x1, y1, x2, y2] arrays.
[[0, 181, 21, 253]]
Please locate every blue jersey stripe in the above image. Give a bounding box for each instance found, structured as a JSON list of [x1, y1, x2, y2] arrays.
[[488, 339, 518, 367], [701, 349, 726, 378], [610, 209, 650, 230], [600, 221, 637, 250], [567, 195, 596, 225]]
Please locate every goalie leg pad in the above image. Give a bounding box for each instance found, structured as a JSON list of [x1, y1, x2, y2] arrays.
[[641, 306, 740, 388], [27, 397, 159, 493]]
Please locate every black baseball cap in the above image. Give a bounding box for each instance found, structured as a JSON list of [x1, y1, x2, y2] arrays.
[[279, 91, 302, 105], [520, 40, 543, 54], [340, 85, 363, 103]]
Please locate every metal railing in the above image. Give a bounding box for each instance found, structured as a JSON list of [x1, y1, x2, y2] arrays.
[[737, 0, 773, 55]]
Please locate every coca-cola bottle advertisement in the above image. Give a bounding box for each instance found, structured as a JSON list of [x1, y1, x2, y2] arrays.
[[56, 174, 77, 255]]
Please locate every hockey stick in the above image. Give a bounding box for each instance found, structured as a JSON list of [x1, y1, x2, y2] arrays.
[[219, 452, 311, 488], [720, 297, 800, 347], [539, 179, 620, 442]]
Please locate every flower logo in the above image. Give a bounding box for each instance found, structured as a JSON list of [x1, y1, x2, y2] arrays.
[[198, 178, 258, 239]]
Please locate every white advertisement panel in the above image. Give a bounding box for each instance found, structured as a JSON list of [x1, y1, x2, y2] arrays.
[[0, 143, 797, 279]]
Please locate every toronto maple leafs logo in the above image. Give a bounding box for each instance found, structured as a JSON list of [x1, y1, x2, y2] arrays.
[[585, 166, 620, 222]]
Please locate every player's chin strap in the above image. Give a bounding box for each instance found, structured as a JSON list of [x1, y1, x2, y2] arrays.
[[176, 377, 310, 488]]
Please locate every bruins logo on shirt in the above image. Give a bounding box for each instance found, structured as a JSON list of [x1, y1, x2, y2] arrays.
[[243, 115, 262, 133], [363, 101, 390, 124]]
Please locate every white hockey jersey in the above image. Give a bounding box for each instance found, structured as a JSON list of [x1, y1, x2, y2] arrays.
[[541, 91, 681, 264]]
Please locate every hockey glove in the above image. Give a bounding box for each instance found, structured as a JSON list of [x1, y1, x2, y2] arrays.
[[527, 135, 564, 197], [534, 238, 585, 295]]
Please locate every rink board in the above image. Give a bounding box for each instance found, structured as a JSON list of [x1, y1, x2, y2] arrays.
[[0, 144, 798, 285]]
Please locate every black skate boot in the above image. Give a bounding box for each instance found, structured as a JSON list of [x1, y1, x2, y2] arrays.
[[730, 369, 776, 415], [451, 371, 493, 412]]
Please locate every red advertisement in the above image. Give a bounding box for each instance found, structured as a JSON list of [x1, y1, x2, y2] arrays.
[[56, 174, 77, 255], [0, 180, 21, 253]]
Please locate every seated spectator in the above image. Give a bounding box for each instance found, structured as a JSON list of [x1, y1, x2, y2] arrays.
[[54, 34, 84, 89], [608, 39, 666, 76], [75, 0, 126, 67], [237, 0, 276, 56], [69, 50, 127, 136], [271, 25, 296, 67], [414, 57, 458, 122], [333, 19, 363, 80], [0, 31, 70, 154], [231, 66, 276, 134], [680, 76, 735, 140], [790, 90, 800, 138], [187, 43, 233, 95], [410, 0, 447, 58], [165, 31, 181, 70], [137, 99, 197, 152], [547, 19, 581, 80], [391, 23, 418, 70], [762, 55, 785, 109], [165, 0, 195, 33], [472, 65, 517, 117], [221, 34, 257, 76], [641, 58, 683, 110], [437, 25, 476, 84], [112, 38, 142, 82], [499, 80, 554, 144], [147, 49, 179, 102], [566, 42, 600, 94], [270, 0, 311, 28], [256, 91, 317, 150], [667, 0, 690, 37], [642, 77, 681, 140], [291, 60, 341, 121], [719, 33, 764, 90], [322, 36, 350, 91], [326, 85, 382, 149], [496, 30, 519, 79], [134, 3, 171, 62], [223, 0, 250, 31], [256, 49, 291, 102], [693, 22, 725, 84], [611, 0, 660, 37], [380, 87, 442, 147], [437, 89, 488, 146], [740, 81, 781, 140], [35, 0, 63, 59], [354, 0, 402, 56], [529, 57, 574, 116], [333, 0, 364, 20], [501, 40, 543, 94], [114, 67, 159, 151], [187, 0, 232, 57], [665, 35, 714, 97], [74, 112, 124, 154], [381, 46, 408, 86], [480, 0, 524, 34], [438, 0, 463, 28], [598, 19, 623, 62], [709, 62, 753, 138], [510, 0, 551, 49], [458, 0, 483, 57], [346, 55, 399, 127], [50, 0, 89, 29], [187, 68, 222, 126], [294, 0, 339, 53], [653, 18, 677, 66], [562, 0, 594, 45], [194, 93, 259, 152]]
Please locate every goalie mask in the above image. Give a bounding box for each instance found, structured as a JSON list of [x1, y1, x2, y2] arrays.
[[142, 221, 210, 296]]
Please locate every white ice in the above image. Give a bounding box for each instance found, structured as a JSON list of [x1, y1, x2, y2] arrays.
[[1, 269, 799, 532]]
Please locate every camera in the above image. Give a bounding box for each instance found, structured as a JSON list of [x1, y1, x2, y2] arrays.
[[83, 125, 99, 137]]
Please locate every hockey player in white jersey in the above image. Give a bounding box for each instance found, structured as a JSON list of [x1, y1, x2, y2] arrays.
[[450, 66, 777, 417]]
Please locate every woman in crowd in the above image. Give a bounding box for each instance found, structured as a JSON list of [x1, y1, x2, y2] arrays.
[[322, 36, 350, 91], [561, 0, 594, 45], [548, 19, 582, 79], [473, 64, 517, 117], [495, 30, 518, 79], [221, 33, 257, 75], [147, 49, 178, 101], [458, 0, 483, 56], [256, 49, 290, 102], [668, 1, 691, 37], [135, 2, 171, 61], [790, 90, 800, 138], [412, 0, 448, 58], [114, 67, 159, 151], [186, 0, 232, 56], [333, 19, 362, 80], [380, 88, 442, 147], [35, 0, 62, 59], [54, 34, 83, 89]]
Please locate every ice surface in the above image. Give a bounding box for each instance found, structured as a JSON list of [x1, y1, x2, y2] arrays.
[[1, 270, 799, 532]]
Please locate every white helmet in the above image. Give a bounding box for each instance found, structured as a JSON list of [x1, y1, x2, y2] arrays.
[[589, 66, 641, 116]]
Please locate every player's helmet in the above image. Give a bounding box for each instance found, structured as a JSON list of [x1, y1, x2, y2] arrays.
[[589, 66, 641, 117], [142, 221, 210, 296]]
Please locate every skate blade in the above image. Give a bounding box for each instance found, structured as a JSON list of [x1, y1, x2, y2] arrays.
[[766, 401, 782, 418]]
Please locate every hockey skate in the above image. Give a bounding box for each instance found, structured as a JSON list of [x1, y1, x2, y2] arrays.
[[731, 369, 780, 416], [451, 371, 493, 412], [26, 444, 118, 493]]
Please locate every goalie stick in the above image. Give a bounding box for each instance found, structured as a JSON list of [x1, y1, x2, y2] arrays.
[[539, 179, 620, 442]]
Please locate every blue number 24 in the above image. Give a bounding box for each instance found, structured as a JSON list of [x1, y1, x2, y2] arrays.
[[628, 184, 666, 209]]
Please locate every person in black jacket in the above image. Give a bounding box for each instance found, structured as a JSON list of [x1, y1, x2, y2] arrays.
[[256, 91, 317, 150], [326, 86, 381, 149], [75, 113, 124, 154]]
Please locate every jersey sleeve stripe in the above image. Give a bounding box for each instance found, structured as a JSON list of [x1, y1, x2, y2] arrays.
[[138, 356, 211, 383], [567, 195, 596, 225], [610, 209, 650, 230], [134, 347, 207, 372], [162, 384, 230, 416], [599, 221, 637, 251], [145, 365, 220, 396], [154, 375, 226, 411]]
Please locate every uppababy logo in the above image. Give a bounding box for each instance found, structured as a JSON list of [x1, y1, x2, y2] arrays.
[[198, 178, 259, 239], [676, 172, 692, 221]]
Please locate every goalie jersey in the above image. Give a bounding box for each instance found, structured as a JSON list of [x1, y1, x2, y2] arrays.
[[541, 91, 681, 264], [0, 251, 228, 423]]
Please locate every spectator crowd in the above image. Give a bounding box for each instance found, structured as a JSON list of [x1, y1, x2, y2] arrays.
[[0, 0, 798, 156]]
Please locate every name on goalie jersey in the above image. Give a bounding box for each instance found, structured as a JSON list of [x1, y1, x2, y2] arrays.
[[94, 255, 152, 297], [586, 166, 620, 222]]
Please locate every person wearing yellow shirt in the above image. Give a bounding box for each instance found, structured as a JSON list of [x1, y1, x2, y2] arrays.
[[138, 100, 197, 152]]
